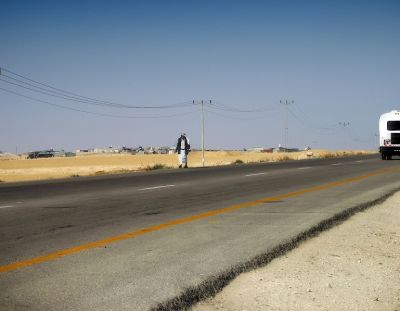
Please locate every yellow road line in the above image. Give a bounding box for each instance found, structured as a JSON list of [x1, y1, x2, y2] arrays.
[[0, 167, 395, 273]]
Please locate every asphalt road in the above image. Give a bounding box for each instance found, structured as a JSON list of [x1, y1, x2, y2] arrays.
[[0, 154, 399, 310]]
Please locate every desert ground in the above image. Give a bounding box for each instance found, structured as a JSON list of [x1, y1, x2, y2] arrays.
[[192, 191, 400, 311], [0, 150, 374, 183]]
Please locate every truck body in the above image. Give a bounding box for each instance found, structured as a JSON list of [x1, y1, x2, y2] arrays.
[[27, 150, 55, 159], [379, 110, 400, 160]]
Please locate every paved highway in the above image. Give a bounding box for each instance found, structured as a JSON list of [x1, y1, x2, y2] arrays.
[[0, 154, 399, 310]]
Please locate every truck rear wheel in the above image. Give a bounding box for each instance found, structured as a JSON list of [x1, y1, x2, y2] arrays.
[[381, 153, 387, 160]]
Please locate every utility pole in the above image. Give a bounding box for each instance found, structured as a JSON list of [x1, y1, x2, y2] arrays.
[[338, 122, 351, 149], [280, 100, 294, 152], [193, 100, 210, 167]]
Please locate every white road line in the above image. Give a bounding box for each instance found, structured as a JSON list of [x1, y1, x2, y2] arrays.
[[298, 167, 312, 170], [245, 172, 266, 177], [139, 185, 176, 191], [0, 205, 13, 209], [355, 160, 363, 163], [331, 163, 343, 166]]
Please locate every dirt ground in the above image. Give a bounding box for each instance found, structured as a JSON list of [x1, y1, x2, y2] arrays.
[[0, 150, 372, 183], [192, 192, 400, 311]]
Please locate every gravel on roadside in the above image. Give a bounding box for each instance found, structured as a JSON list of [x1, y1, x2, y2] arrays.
[[192, 192, 400, 311]]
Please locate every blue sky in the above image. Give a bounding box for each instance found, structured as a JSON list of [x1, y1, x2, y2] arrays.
[[1, 0, 399, 152]]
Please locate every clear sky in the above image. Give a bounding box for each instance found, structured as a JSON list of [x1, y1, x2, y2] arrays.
[[1, 0, 399, 153]]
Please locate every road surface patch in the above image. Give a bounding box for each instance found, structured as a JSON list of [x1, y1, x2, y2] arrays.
[[245, 172, 266, 177], [139, 185, 175, 191], [0, 167, 395, 273], [0, 205, 13, 209]]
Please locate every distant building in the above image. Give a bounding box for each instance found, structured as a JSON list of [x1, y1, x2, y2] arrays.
[[54, 150, 76, 157], [75, 145, 178, 155], [274, 147, 299, 153], [155, 146, 170, 154], [248, 147, 273, 153], [76, 149, 89, 153], [144, 147, 156, 154]]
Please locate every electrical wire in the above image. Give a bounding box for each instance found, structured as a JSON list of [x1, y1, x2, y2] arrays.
[[0, 87, 197, 119], [208, 100, 278, 113], [0, 74, 134, 108], [1, 68, 365, 140], [205, 107, 275, 120], [287, 105, 336, 131], [286, 104, 371, 145], [0, 67, 193, 109], [0, 77, 127, 108], [1, 73, 100, 101], [286, 108, 337, 137]]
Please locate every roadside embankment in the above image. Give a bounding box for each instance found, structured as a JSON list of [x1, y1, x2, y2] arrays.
[[0, 150, 374, 183], [192, 192, 400, 311]]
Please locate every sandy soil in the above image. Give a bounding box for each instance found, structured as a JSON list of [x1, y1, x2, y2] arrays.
[[192, 193, 400, 311], [0, 150, 373, 183]]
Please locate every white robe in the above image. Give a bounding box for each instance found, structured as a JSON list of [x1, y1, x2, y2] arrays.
[[178, 136, 189, 165]]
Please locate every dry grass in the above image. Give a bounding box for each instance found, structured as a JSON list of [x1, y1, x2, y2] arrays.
[[318, 152, 344, 158], [145, 163, 169, 171], [0, 150, 376, 183], [276, 155, 292, 162]]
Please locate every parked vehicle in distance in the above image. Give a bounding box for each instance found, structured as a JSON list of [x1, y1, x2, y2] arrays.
[[27, 150, 55, 159], [379, 110, 400, 160]]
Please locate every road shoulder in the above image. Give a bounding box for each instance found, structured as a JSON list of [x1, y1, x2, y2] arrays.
[[192, 192, 400, 310]]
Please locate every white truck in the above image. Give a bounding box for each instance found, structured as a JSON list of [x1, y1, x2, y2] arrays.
[[379, 110, 400, 160]]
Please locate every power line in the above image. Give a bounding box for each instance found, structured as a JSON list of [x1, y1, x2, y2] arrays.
[[287, 107, 367, 146], [0, 74, 133, 108], [1, 67, 101, 100], [289, 103, 335, 129], [280, 99, 294, 151], [0, 68, 282, 113], [205, 107, 274, 120], [208, 100, 278, 113], [1, 73, 101, 102], [286, 108, 337, 138], [1, 77, 193, 110], [287, 106, 336, 131], [0, 87, 197, 119], [0, 77, 126, 108], [0, 67, 193, 109]]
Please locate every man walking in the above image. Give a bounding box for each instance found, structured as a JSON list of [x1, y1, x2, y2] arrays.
[[175, 133, 190, 168]]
